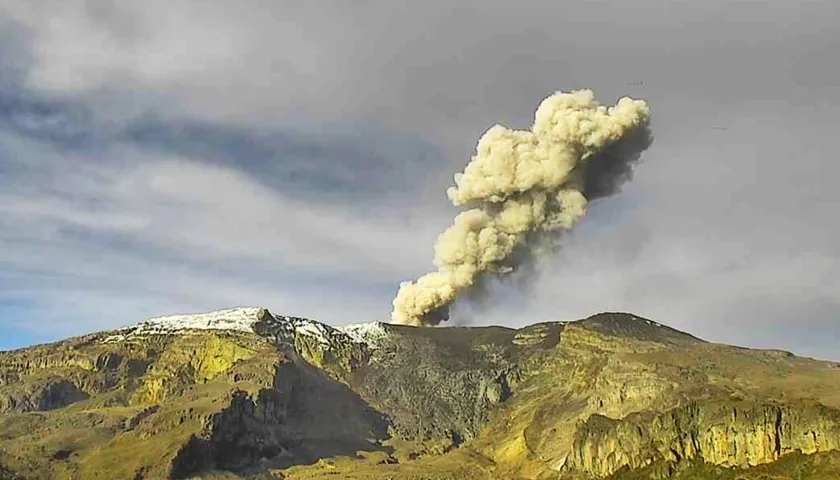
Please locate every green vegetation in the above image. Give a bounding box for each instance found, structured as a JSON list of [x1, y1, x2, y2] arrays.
[[0, 329, 279, 479], [1, 311, 839, 479]]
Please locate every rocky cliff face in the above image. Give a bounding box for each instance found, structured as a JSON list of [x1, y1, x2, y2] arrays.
[[0, 379, 89, 413], [348, 324, 520, 442], [170, 353, 390, 478], [568, 400, 840, 477], [1, 309, 839, 480]]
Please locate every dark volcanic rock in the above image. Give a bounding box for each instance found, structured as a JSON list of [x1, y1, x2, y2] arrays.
[[0, 378, 89, 413], [578, 312, 705, 345], [346, 324, 520, 442]]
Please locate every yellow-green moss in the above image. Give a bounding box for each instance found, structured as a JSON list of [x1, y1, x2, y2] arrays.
[[132, 334, 260, 405]]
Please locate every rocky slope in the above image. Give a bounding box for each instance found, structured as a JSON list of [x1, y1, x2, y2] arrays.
[[1, 309, 839, 479]]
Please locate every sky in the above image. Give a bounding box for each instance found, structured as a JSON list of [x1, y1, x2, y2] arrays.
[[0, 1, 837, 360]]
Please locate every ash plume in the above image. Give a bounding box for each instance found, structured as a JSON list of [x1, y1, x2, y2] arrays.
[[391, 90, 652, 326]]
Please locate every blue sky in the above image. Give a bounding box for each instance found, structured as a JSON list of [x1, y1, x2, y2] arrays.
[[0, 0, 837, 360]]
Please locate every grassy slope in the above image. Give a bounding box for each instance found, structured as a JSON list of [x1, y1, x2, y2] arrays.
[[2, 314, 840, 479], [0, 331, 281, 479], [281, 320, 840, 479]]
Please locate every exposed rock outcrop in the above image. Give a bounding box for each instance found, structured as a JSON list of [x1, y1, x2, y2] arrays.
[[348, 324, 520, 442], [0, 378, 89, 413], [170, 355, 390, 478], [567, 400, 840, 477]]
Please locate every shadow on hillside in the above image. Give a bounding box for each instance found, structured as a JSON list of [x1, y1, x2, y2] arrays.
[[170, 355, 392, 479]]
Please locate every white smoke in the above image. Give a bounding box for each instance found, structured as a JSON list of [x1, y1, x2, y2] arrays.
[[391, 89, 652, 326]]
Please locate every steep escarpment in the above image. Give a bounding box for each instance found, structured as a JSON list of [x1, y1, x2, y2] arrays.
[[567, 400, 840, 477], [0, 324, 284, 479], [348, 324, 520, 442], [0, 378, 89, 413], [170, 356, 390, 478], [0, 335, 152, 414], [466, 316, 840, 479], [0, 309, 392, 479], [257, 312, 523, 443]]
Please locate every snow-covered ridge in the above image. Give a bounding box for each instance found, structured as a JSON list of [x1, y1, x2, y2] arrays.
[[102, 307, 388, 348], [138, 307, 263, 334], [102, 307, 263, 343], [336, 322, 389, 346]]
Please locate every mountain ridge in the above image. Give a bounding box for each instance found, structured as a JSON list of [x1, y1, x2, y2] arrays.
[[1, 308, 839, 479]]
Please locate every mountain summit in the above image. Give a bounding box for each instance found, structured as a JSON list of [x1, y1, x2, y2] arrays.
[[1, 309, 839, 479]]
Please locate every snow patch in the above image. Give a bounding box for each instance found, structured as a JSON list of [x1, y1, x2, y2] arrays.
[[288, 318, 334, 346], [336, 322, 388, 346], [102, 333, 129, 344], [100, 307, 389, 350], [642, 318, 663, 328], [134, 307, 263, 334]]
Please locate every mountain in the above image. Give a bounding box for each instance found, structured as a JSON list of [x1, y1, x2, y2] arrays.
[[2, 308, 840, 479]]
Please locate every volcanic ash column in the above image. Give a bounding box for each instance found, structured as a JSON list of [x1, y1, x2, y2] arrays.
[[391, 89, 652, 326]]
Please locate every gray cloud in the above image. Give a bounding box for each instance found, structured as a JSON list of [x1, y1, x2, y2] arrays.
[[0, 129, 452, 338], [0, 132, 449, 275], [0, 0, 837, 359]]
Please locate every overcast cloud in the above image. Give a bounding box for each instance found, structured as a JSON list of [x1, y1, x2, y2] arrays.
[[0, 0, 837, 359]]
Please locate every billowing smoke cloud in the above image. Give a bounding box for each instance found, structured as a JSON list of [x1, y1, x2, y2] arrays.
[[391, 89, 652, 326]]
